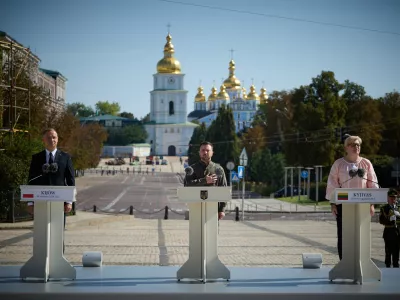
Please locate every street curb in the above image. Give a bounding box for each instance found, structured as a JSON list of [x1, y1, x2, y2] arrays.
[[0, 214, 133, 230]]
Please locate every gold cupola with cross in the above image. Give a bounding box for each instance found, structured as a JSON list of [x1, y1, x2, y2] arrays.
[[194, 86, 206, 102], [156, 33, 181, 74], [223, 60, 241, 89]]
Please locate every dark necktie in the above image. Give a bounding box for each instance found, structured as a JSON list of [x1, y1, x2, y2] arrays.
[[49, 152, 54, 164]]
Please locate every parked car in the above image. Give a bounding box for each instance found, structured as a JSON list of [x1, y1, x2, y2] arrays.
[[273, 186, 302, 198], [161, 159, 168, 165]]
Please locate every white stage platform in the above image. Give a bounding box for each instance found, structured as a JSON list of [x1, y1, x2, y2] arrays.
[[0, 265, 399, 300]]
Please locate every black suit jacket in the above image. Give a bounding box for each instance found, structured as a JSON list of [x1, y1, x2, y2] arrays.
[[28, 150, 75, 187]]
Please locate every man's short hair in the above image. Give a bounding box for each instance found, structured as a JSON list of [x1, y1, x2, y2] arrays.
[[42, 128, 57, 136], [200, 141, 213, 149]]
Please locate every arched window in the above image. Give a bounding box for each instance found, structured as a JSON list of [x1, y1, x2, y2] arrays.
[[169, 101, 174, 115]]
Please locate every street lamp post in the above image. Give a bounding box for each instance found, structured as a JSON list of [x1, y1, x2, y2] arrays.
[[314, 165, 323, 204], [297, 166, 303, 202]]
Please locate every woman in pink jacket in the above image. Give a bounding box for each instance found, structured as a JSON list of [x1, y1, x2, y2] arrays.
[[326, 135, 378, 259]]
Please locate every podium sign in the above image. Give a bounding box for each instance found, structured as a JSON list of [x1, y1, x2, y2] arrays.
[[20, 185, 76, 202], [177, 186, 231, 283], [19, 185, 76, 282], [177, 186, 231, 203], [334, 188, 387, 204], [329, 188, 388, 284]]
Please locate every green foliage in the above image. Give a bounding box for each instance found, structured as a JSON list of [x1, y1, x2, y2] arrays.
[[345, 98, 382, 155], [206, 105, 240, 171], [105, 125, 148, 146], [187, 123, 207, 165], [119, 111, 135, 119], [249, 148, 285, 187], [378, 91, 400, 157], [95, 101, 121, 116], [66, 102, 95, 117]]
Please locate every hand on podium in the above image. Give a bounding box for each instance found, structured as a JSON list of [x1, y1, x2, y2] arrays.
[[218, 212, 225, 220]]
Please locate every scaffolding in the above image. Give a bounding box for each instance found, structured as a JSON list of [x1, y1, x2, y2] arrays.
[[0, 34, 36, 149]]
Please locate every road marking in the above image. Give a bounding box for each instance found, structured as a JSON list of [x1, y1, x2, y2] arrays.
[[103, 186, 130, 210], [121, 176, 129, 184], [131, 177, 136, 184], [140, 177, 145, 185]]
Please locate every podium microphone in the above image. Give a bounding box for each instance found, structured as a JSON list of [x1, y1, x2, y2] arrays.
[[339, 169, 358, 188], [356, 168, 381, 188], [28, 174, 43, 183], [185, 166, 194, 176]]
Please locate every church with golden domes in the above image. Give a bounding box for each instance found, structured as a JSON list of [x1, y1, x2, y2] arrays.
[[144, 33, 197, 156], [187, 59, 268, 132]]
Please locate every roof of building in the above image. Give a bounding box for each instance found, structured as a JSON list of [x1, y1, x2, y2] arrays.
[[80, 114, 130, 121], [39, 68, 68, 81], [187, 110, 213, 119], [0, 31, 41, 62]]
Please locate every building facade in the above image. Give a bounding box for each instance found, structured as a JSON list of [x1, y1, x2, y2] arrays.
[[187, 60, 268, 132], [0, 31, 67, 113], [144, 33, 197, 156]]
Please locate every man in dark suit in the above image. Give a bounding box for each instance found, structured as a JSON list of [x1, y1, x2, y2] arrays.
[[27, 128, 75, 251]]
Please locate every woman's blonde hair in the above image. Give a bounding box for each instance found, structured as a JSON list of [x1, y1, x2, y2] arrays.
[[344, 135, 362, 147]]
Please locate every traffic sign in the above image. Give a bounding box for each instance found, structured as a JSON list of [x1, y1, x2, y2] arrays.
[[226, 161, 235, 171], [301, 170, 308, 179], [238, 166, 244, 179], [231, 171, 239, 182]]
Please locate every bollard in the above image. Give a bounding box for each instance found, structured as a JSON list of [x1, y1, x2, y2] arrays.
[[235, 206, 239, 221], [93, 205, 97, 213], [129, 205, 134, 215], [164, 206, 168, 220]]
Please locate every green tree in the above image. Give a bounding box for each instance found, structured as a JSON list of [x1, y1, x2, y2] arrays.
[[206, 105, 240, 172], [378, 91, 400, 157], [284, 71, 347, 166], [95, 101, 120, 116], [342, 80, 367, 103], [66, 102, 95, 117], [119, 111, 135, 119], [345, 97, 382, 155], [141, 113, 151, 123], [249, 148, 285, 187], [105, 125, 148, 146], [187, 123, 207, 165]]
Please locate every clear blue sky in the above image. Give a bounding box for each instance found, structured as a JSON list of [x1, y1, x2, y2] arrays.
[[1, 0, 399, 119]]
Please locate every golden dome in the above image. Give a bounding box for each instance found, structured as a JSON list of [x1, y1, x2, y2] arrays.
[[223, 60, 241, 89], [208, 86, 218, 101], [247, 85, 260, 100], [195, 86, 206, 102], [156, 34, 181, 74], [242, 87, 247, 100], [260, 87, 268, 104], [217, 84, 230, 100]]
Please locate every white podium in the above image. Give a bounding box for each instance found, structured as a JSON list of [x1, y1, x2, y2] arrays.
[[19, 185, 76, 282], [177, 186, 231, 282], [329, 188, 388, 284]]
